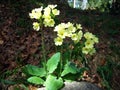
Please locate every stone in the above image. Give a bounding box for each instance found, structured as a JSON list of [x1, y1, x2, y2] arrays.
[[62, 81, 102, 90]]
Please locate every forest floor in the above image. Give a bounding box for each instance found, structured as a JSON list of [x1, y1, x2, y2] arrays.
[[0, 0, 120, 90]]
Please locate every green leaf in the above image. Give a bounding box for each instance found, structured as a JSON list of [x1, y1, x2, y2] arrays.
[[47, 52, 60, 74], [22, 64, 46, 77], [63, 73, 80, 81], [44, 75, 63, 90], [27, 76, 44, 85], [61, 62, 79, 76], [62, 67, 87, 81]]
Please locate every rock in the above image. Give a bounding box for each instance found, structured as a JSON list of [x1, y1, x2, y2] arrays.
[[62, 81, 102, 90], [37, 81, 102, 90]]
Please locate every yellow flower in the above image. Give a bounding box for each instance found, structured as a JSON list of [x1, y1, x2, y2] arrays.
[[65, 22, 73, 28], [85, 39, 94, 48], [60, 23, 67, 28], [48, 5, 57, 9], [57, 29, 67, 39], [92, 35, 99, 43], [68, 27, 76, 33], [84, 32, 94, 39], [42, 14, 51, 19], [29, 7, 43, 19], [54, 37, 63, 46], [71, 34, 78, 41], [76, 24, 82, 30], [84, 32, 99, 44], [54, 23, 65, 32], [82, 44, 96, 55], [34, 7, 43, 13], [33, 22, 40, 31], [52, 9, 60, 15], [77, 30, 83, 40], [73, 30, 83, 43], [43, 7, 51, 16], [29, 12, 34, 19], [44, 18, 55, 27], [89, 48, 96, 55], [65, 30, 72, 37], [65, 22, 76, 33], [82, 47, 90, 54]]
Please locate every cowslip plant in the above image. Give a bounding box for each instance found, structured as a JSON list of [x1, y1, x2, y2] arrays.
[[22, 52, 86, 90], [24, 4, 99, 90], [29, 4, 60, 66]]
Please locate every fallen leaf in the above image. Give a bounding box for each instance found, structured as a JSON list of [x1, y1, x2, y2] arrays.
[[0, 39, 4, 44]]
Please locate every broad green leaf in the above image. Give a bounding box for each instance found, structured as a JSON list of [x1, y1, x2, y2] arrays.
[[61, 62, 79, 77], [27, 76, 44, 85], [63, 67, 88, 81], [47, 52, 60, 74], [44, 75, 63, 90], [22, 64, 46, 77], [63, 73, 80, 81]]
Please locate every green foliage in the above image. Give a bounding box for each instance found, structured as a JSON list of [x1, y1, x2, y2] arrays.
[[0, 68, 20, 85], [44, 75, 63, 90], [61, 62, 79, 76], [22, 52, 86, 90], [22, 65, 46, 77], [87, 0, 113, 11], [47, 52, 60, 74], [97, 59, 114, 90], [68, 0, 113, 12], [27, 76, 44, 85], [71, 42, 83, 60], [22, 52, 63, 90]]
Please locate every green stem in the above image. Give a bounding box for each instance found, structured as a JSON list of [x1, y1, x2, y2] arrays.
[[81, 53, 88, 67], [40, 26, 47, 70], [53, 32, 57, 53], [101, 70, 111, 90], [60, 45, 63, 76], [67, 43, 71, 61]]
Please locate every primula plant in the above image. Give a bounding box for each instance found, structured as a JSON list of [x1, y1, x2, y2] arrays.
[[22, 4, 99, 90], [28, 5, 60, 64]]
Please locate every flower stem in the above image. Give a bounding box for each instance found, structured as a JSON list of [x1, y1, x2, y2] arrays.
[[40, 26, 47, 69], [60, 45, 63, 76]]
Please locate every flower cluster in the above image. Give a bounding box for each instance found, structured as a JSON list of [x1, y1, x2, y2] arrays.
[[29, 5, 60, 31], [82, 32, 99, 55], [54, 22, 83, 46], [30, 4, 99, 55], [54, 22, 99, 55]]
